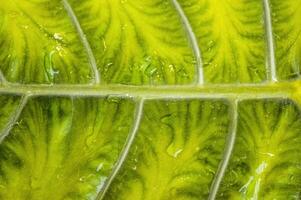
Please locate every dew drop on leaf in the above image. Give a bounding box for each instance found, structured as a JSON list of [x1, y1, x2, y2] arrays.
[[166, 143, 183, 158], [160, 113, 175, 125]]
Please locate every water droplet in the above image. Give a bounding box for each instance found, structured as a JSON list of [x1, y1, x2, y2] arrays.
[[207, 40, 215, 47], [256, 161, 267, 174], [140, 56, 158, 77], [54, 33, 63, 41], [115, 125, 125, 131], [177, 69, 189, 78], [96, 163, 104, 172], [102, 37, 107, 51], [107, 96, 120, 103], [145, 66, 157, 77], [44, 51, 60, 82], [259, 152, 274, 157], [21, 25, 29, 29], [85, 133, 97, 149], [167, 144, 183, 158], [168, 64, 175, 72], [104, 62, 113, 72], [121, 24, 128, 30], [289, 174, 296, 182], [96, 176, 107, 194], [8, 11, 18, 18], [139, 56, 151, 69], [56, 174, 62, 180], [160, 113, 175, 125], [15, 119, 23, 126], [239, 176, 254, 194], [55, 45, 65, 57]]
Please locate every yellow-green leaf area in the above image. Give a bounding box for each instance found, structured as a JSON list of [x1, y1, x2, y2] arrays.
[[0, 0, 93, 84], [69, 0, 197, 85]]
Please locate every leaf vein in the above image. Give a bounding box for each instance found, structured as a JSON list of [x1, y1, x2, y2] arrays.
[[0, 70, 7, 84], [96, 98, 144, 199], [171, 0, 204, 85], [208, 99, 238, 200], [62, 0, 101, 84], [263, 0, 277, 82], [0, 95, 29, 143]]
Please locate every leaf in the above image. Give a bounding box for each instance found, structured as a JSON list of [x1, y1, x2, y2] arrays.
[[218, 99, 301, 199], [105, 100, 230, 199], [68, 0, 197, 85], [0, 0, 301, 200], [176, 0, 267, 83], [0, 97, 135, 199], [271, 0, 301, 80], [0, 95, 21, 134], [0, 0, 93, 84]]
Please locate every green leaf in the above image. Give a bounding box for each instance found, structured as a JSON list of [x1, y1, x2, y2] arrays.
[[0, 95, 21, 138], [176, 0, 267, 83], [0, 0, 301, 200], [218, 99, 301, 199], [68, 0, 197, 85], [105, 100, 230, 199], [0, 0, 93, 84], [271, 0, 301, 80], [0, 97, 135, 199]]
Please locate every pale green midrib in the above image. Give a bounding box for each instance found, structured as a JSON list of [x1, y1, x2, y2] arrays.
[[97, 99, 144, 200], [208, 100, 238, 200], [62, 0, 101, 84], [0, 83, 294, 99], [263, 0, 277, 82], [171, 0, 203, 85]]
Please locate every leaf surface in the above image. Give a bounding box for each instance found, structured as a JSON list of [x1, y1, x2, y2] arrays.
[[0, 0, 93, 83], [0, 0, 301, 200]]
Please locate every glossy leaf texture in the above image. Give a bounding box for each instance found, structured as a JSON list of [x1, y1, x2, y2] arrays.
[[0, 0, 301, 200], [0, 0, 93, 84]]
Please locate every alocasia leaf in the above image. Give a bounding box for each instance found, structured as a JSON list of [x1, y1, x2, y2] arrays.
[[218, 99, 301, 199], [271, 0, 301, 80], [0, 0, 300, 200], [0, 0, 93, 84]]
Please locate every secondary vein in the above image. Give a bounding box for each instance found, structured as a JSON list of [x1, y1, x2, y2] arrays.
[[263, 0, 277, 82], [171, 0, 204, 85], [0, 95, 29, 143], [208, 99, 238, 200], [62, 0, 101, 84], [96, 99, 144, 200], [0, 70, 7, 84]]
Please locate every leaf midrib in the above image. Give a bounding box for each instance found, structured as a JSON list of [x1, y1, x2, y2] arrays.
[[0, 82, 296, 100]]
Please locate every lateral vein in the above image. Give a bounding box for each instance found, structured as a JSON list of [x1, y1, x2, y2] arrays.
[[208, 100, 238, 200], [0, 95, 29, 143], [263, 0, 277, 82], [0, 70, 7, 84], [171, 0, 204, 85], [62, 0, 101, 84], [96, 99, 144, 199]]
